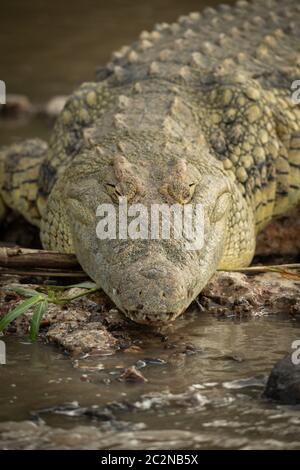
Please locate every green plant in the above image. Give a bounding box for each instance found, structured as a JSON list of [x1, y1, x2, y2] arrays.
[[0, 281, 99, 341]]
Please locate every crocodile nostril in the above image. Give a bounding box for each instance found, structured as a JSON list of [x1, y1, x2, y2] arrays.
[[139, 267, 167, 279]]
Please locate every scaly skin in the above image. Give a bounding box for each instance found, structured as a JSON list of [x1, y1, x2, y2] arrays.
[[1, 0, 300, 324]]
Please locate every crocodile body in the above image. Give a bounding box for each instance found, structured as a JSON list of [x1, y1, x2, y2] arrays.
[[1, 0, 300, 324]]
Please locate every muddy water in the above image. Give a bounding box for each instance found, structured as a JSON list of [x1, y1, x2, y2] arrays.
[[0, 0, 300, 450], [0, 0, 234, 146], [1, 314, 300, 449]]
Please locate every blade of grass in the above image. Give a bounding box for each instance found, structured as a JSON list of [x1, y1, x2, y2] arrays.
[[59, 287, 100, 303], [5, 286, 41, 297], [0, 294, 45, 332], [44, 281, 97, 291], [29, 300, 48, 341]]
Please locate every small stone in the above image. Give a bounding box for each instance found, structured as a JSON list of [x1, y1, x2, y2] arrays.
[[119, 366, 148, 383], [128, 50, 139, 63]]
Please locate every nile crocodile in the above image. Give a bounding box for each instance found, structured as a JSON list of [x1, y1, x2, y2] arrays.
[[1, 0, 300, 324]]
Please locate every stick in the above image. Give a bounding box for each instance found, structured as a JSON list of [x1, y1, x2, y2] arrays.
[[0, 246, 87, 277], [220, 264, 300, 273]]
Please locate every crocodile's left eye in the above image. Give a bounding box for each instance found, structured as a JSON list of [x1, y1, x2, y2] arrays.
[[211, 192, 231, 222], [167, 181, 197, 204]]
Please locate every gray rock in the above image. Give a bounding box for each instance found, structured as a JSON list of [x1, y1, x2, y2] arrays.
[[264, 354, 300, 404]]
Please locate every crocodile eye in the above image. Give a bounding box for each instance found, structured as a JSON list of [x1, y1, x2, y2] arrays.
[[106, 180, 137, 203], [167, 181, 197, 204], [211, 192, 231, 222]]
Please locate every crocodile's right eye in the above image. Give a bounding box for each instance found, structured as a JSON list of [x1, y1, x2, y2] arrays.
[[106, 179, 138, 203]]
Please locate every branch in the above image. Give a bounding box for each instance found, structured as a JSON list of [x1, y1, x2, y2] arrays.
[[0, 246, 87, 278]]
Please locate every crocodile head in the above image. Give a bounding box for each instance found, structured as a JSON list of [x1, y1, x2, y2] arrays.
[[44, 140, 247, 325]]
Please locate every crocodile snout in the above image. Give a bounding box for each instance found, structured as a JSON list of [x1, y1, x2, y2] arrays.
[[110, 256, 189, 324]]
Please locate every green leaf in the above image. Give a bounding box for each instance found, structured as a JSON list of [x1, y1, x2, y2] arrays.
[[68, 281, 97, 289], [0, 295, 44, 332], [45, 281, 97, 291], [5, 286, 41, 297], [30, 300, 48, 341]]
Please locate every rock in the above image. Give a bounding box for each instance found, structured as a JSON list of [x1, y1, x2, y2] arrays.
[[44, 96, 69, 118], [119, 365, 148, 383], [201, 271, 300, 318], [256, 204, 300, 258], [47, 322, 118, 356], [0, 94, 33, 117], [263, 354, 300, 404]]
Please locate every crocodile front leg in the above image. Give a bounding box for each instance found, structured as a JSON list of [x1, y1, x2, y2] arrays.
[[0, 138, 49, 227]]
